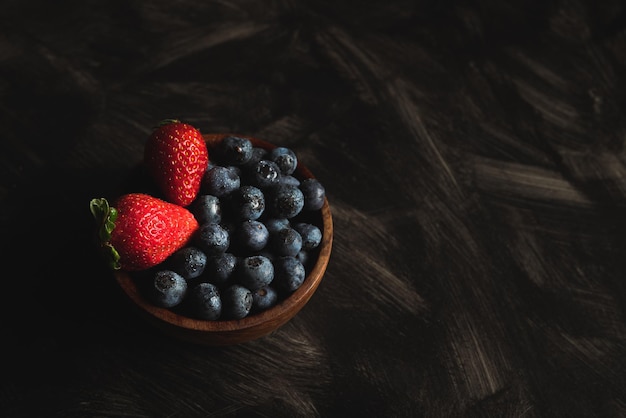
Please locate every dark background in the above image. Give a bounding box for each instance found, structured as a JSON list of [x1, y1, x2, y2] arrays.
[[2, 1, 626, 417]]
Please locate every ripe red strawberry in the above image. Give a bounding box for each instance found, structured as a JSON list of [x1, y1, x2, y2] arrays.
[[144, 119, 209, 207], [90, 193, 199, 271]]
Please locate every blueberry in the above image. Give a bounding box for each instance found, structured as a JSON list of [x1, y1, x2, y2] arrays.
[[150, 270, 187, 308], [242, 146, 269, 168], [235, 220, 269, 253], [250, 159, 281, 188], [190, 194, 221, 225], [236, 255, 274, 290], [292, 222, 322, 251], [187, 282, 222, 320], [300, 178, 325, 211], [268, 147, 298, 176], [295, 250, 310, 267], [263, 217, 290, 234], [167, 246, 207, 280], [202, 165, 240, 197], [277, 175, 300, 187], [195, 222, 230, 256], [203, 252, 237, 286], [222, 284, 253, 319], [252, 286, 278, 312], [257, 249, 276, 262], [269, 227, 302, 257], [216, 136, 254, 165], [268, 184, 304, 219], [226, 165, 242, 178], [273, 256, 306, 293], [229, 185, 265, 220]]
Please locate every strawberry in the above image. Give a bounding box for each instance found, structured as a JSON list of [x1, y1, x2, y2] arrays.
[[144, 119, 209, 207], [90, 193, 199, 271]]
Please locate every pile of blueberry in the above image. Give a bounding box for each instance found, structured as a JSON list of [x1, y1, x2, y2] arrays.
[[138, 136, 326, 321]]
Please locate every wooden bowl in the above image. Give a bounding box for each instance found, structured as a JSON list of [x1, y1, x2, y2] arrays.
[[113, 133, 333, 346]]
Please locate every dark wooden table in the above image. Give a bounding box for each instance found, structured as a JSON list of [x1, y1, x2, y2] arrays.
[[3, 1, 626, 417]]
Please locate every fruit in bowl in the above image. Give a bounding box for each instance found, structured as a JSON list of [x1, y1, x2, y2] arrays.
[[90, 120, 332, 346]]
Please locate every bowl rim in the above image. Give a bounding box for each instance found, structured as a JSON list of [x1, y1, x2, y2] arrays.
[[113, 133, 333, 342]]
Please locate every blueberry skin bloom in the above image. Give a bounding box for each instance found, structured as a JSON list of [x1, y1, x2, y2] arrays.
[[202, 166, 240, 197], [167, 246, 207, 280], [300, 178, 325, 211], [242, 146, 268, 169], [251, 286, 278, 312], [217, 136, 253, 165], [296, 250, 310, 267], [237, 255, 274, 290], [263, 217, 290, 234], [150, 270, 187, 308], [268, 146, 298, 176], [276, 175, 300, 187], [273, 256, 306, 293], [188, 282, 222, 320], [190, 194, 221, 225], [268, 184, 304, 219], [222, 284, 253, 319], [269, 227, 303, 257], [236, 220, 269, 253], [229, 185, 265, 220], [250, 159, 281, 188], [204, 252, 237, 287], [195, 222, 230, 256], [292, 222, 322, 251]]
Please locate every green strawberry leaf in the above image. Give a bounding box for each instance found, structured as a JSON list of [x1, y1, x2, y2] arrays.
[[103, 243, 121, 271], [89, 198, 121, 270], [154, 118, 181, 129]]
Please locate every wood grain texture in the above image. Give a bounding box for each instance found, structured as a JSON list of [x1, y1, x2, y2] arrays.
[[2, 0, 626, 417]]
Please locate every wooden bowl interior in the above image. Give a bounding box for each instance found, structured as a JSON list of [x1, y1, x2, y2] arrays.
[[114, 133, 333, 345]]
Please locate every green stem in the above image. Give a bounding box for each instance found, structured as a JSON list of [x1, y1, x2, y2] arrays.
[[89, 198, 121, 270]]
